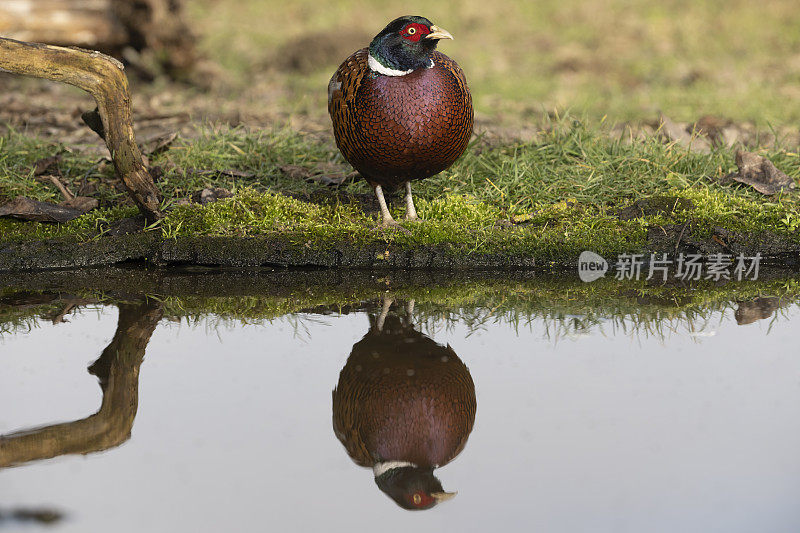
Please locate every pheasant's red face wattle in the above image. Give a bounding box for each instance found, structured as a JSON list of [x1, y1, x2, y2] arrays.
[[409, 492, 434, 508], [400, 23, 430, 42]]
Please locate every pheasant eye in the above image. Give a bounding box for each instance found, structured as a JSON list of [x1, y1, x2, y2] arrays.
[[407, 27, 416, 35], [412, 494, 422, 504]]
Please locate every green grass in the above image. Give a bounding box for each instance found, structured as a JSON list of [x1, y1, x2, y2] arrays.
[[0, 134, 126, 206], [0, 207, 139, 244], [1, 119, 798, 258], [152, 121, 800, 221]]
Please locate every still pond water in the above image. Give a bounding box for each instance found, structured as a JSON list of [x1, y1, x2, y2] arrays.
[[1, 282, 799, 532]]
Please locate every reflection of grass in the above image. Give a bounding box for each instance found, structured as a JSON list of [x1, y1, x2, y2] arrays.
[[164, 279, 800, 342], [397, 278, 800, 340], [0, 298, 106, 335], [5, 274, 798, 341], [161, 276, 800, 343], [189, 0, 800, 125]]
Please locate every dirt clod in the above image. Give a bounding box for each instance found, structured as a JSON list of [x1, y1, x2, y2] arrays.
[[192, 188, 233, 205], [735, 297, 781, 325], [273, 31, 372, 74], [279, 163, 356, 186], [659, 115, 712, 154], [32, 154, 63, 176], [617, 196, 694, 221]]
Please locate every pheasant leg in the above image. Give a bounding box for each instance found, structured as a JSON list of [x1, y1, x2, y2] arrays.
[[376, 296, 394, 332], [374, 184, 395, 226], [404, 182, 418, 221]]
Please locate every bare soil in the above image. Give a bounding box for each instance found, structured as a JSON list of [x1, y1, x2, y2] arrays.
[[4, 72, 799, 156]]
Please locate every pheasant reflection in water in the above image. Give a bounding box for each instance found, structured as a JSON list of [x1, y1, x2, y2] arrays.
[[332, 298, 477, 510]]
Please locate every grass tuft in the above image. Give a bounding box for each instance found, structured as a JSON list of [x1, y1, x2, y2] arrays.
[[1, 118, 798, 258]]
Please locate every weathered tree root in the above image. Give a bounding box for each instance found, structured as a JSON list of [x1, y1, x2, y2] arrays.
[[0, 38, 162, 222]]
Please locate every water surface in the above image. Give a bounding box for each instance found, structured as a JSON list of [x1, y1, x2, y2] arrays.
[[1, 272, 799, 532]]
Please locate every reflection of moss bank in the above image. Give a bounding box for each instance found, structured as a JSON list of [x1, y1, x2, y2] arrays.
[[2, 268, 799, 337]]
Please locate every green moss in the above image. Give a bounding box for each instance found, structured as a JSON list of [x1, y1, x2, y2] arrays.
[[1, 120, 798, 264], [670, 187, 800, 238], [0, 207, 139, 243], [153, 188, 649, 258]]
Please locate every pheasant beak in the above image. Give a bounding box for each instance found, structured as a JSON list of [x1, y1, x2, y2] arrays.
[[426, 26, 454, 41], [431, 491, 457, 502]]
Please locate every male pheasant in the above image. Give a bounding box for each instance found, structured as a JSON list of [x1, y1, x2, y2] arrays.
[[332, 300, 477, 510], [328, 16, 474, 226]]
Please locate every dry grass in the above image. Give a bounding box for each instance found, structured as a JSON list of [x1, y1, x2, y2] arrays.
[[187, 0, 800, 127], [4, 0, 799, 135]]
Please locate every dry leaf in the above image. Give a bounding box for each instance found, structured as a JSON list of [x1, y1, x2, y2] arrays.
[[0, 197, 83, 223], [32, 154, 62, 176], [735, 297, 780, 325], [729, 150, 796, 195], [61, 196, 99, 212], [141, 132, 178, 156]]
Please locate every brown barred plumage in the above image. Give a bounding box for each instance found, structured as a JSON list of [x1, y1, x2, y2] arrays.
[[332, 312, 476, 469], [328, 48, 473, 193]]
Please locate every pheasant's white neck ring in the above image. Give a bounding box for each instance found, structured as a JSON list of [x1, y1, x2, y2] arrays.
[[373, 460, 416, 477], [368, 54, 413, 76]]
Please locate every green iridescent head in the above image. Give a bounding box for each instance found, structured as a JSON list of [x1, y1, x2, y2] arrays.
[[368, 16, 454, 73]]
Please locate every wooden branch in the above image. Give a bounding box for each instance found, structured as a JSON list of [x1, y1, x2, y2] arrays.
[[0, 1, 197, 79], [0, 37, 162, 222], [0, 301, 163, 468], [0, 0, 127, 50]]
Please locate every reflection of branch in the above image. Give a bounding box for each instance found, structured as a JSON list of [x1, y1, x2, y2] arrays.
[[0, 301, 162, 468], [50, 302, 77, 324], [0, 507, 62, 526]]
